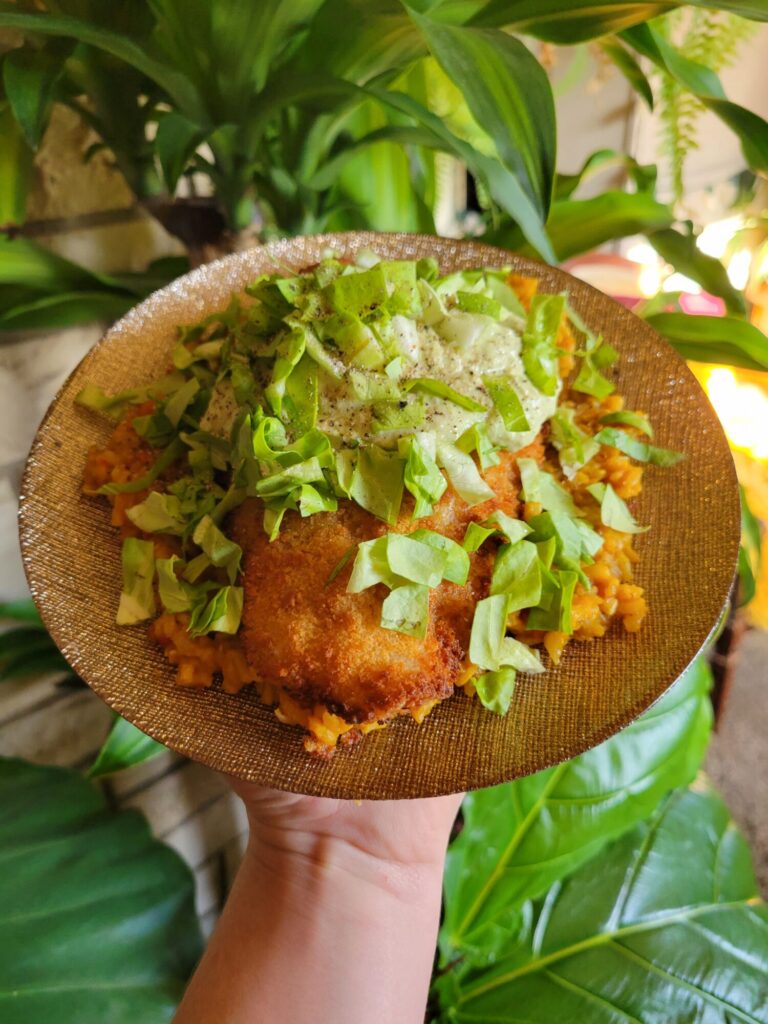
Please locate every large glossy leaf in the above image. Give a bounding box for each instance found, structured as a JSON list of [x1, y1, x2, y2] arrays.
[[436, 780, 768, 1023], [0, 758, 201, 1023], [441, 657, 713, 963], [409, 11, 556, 221], [623, 22, 768, 175], [490, 190, 673, 262], [646, 312, 768, 372], [649, 226, 746, 315], [88, 716, 167, 778]]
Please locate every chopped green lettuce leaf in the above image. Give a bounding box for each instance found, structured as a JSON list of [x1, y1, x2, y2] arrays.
[[587, 482, 649, 535], [183, 552, 210, 583], [265, 327, 306, 415], [76, 373, 185, 420], [456, 291, 502, 319], [469, 594, 509, 671], [484, 511, 532, 545], [385, 534, 447, 588], [156, 556, 204, 614], [409, 529, 470, 586], [254, 457, 327, 498], [526, 569, 578, 633], [463, 521, 495, 552], [347, 537, 401, 593], [126, 491, 186, 535], [483, 376, 530, 432], [381, 583, 430, 638], [189, 586, 243, 636], [521, 293, 564, 396], [403, 438, 447, 519], [517, 459, 580, 517], [474, 667, 517, 715], [594, 427, 684, 466], [498, 636, 545, 674], [600, 410, 653, 437], [164, 378, 200, 428], [490, 540, 542, 611], [97, 438, 185, 496], [116, 538, 156, 625], [404, 377, 486, 413], [192, 515, 242, 584], [349, 446, 404, 525], [437, 443, 495, 506], [371, 397, 426, 433], [456, 422, 500, 471], [549, 406, 600, 477]]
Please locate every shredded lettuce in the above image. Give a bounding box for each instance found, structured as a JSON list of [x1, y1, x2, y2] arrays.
[[600, 410, 653, 438], [126, 491, 186, 535], [116, 538, 156, 625], [498, 636, 545, 674], [594, 427, 684, 466], [549, 406, 600, 478], [189, 586, 243, 636], [97, 438, 185, 496], [517, 459, 580, 517], [164, 377, 201, 428], [474, 667, 517, 714], [463, 522, 495, 552], [456, 291, 502, 319], [192, 515, 242, 584], [572, 333, 616, 398], [490, 540, 542, 611], [588, 482, 649, 535], [381, 583, 430, 638], [409, 529, 470, 586], [385, 534, 448, 588], [434, 310, 495, 351], [349, 446, 404, 525], [456, 422, 500, 471], [469, 594, 509, 671], [521, 293, 564, 396], [526, 569, 578, 633], [265, 327, 306, 415], [483, 376, 530, 432], [346, 537, 401, 593], [403, 438, 447, 519], [437, 443, 495, 506], [156, 556, 209, 614], [484, 511, 533, 545], [76, 374, 185, 420], [404, 377, 486, 413]]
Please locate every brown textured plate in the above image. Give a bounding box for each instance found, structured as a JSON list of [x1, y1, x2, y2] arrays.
[[19, 232, 740, 799]]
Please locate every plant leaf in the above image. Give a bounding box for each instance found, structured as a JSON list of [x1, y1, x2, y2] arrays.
[[648, 226, 746, 315], [599, 36, 654, 109], [623, 21, 768, 175], [2, 42, 72, 147], [440, 656, 713, 963], [154, 111, 205, 192], [554, 147, 657, 200], [0, 757, 202, 1022], [490, 190, 673, 262], [88, 715, 167, 778], [0, 291, 137, 331], [0, 103, 33, 226], [408, 11, 556, 221], [646, 312, 768, 372], [436, 779, 768, 1023]]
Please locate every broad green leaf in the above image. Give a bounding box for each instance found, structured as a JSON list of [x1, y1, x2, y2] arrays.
[[0, 291, 136, 330], [88, 715, 167, 777], [154, 111, 204, 192], [490, 191, 673, 261], [0, 103, 32, 225], [623, 21, 768, 174], [598, 36, 654, 108], [649, 226, 746, 315], [441, 656, 713, 963], [554, 146, 657, 200], [409, 12, 556, 220], [0, 757, 201, 1022], [646, 312, 768, 372], [437, 780, 768, 1023], [738, 484, 762, 608], [0, 600, 41, 624]]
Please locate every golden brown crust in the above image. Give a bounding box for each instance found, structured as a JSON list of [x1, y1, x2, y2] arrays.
[[231, 439, 544, 722]]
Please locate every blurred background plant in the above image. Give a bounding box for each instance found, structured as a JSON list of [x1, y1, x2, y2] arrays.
[[1, 2, 767, 1021]]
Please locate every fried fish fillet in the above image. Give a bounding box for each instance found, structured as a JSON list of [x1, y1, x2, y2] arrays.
[[231, 439, 543, 724]]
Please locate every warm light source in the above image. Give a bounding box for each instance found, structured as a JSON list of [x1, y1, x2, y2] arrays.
[[727, 249, 752, 290], [705, 367, 768, 461]]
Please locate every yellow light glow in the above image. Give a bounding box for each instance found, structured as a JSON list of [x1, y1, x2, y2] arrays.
[[727, 249, 752, 290], [705, 367, 768, 461], [696, 216, 743, 259]]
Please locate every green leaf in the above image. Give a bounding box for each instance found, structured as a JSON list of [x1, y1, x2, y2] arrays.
[[88, 715, 167, 777], [403, 437, 447, 518], [594, 426, 685, 466], [0, 600, 41, 624], [0, 103, 32, 226], [192, 514, 242, 584], [188, 584, 243, 636], [349, 445, 405, 525], [2, 43, 70, 147], [646, 311, 768, 372], [438, 779, 767, 1023], [116, 538, 156, 626], [409, 528, 470, 586], [648, 227, 746, 315], [599, 36, 654, 109], [0, 290, 136, 331], [408, 12, 556, 221], [587, 481, 649, 534], [0, 5, 203, 120], [738, 484, 762, 608], [474, 667, 516, 715], [483, 376, 529, 432], [0, 756, 201, 1022], [404, 377, 486, 412], [441, 656, 713, 963], [468, 594, 509, 671], [381, 582, 430, 638], [437, 442, 495, 506], [623, 21, 768, 175], [154, 111, 204, 192]]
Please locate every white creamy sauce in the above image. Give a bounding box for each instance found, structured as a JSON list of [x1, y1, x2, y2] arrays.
[[317, 314, 559, 451]]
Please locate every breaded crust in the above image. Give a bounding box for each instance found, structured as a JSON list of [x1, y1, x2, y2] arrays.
[[231, 440, 543, 723]]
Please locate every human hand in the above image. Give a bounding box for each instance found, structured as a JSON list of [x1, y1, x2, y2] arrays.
[[230, 778, 463, 894]]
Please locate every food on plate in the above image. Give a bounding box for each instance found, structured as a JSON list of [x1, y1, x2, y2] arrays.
[[80, 252, 683, 756]]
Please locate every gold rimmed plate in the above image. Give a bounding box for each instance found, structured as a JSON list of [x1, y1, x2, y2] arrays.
[[19, 232, 740, 799]]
